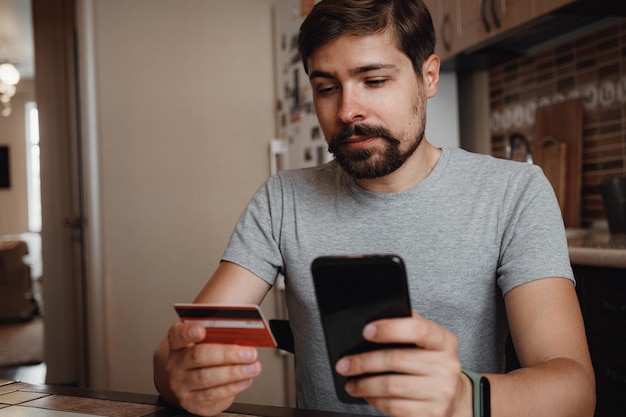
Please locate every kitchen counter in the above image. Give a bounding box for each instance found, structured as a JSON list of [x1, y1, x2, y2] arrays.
[[0, 380, 361, 417], [566, 228, 626, 269], [567, 230, 626, 416]]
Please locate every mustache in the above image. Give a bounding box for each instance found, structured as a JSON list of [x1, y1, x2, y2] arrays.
[[328, 124, 400, 153]]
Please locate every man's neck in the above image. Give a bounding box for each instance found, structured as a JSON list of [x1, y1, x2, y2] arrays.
[[353, 139, 442, 193]]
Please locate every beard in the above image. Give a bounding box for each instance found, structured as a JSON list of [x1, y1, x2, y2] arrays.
[[328, 110, 425, 180]]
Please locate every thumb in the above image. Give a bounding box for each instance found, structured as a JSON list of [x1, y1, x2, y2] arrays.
[[168, 322, 206, 351]]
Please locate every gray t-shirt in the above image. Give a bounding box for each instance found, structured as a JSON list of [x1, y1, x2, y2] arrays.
[[222, 147, 573, 414]]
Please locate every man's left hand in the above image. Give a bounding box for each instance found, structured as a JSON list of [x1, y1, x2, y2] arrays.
[[335, 311, 472, 417]]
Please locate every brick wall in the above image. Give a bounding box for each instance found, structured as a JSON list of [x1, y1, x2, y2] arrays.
[[489, 18, 626, 227]]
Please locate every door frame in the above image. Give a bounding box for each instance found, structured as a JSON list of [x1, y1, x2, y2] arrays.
[[32, 0, 106, 388]]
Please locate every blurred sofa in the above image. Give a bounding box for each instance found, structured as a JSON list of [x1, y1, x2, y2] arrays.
[[0, 240, 34, 322]]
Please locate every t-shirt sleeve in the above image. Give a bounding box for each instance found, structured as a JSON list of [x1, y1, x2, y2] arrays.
[[221, 176, 284, 286], [496, 166, 574, 295]]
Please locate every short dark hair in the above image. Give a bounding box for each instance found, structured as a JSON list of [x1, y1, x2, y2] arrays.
[[298, 0, 436, 75]]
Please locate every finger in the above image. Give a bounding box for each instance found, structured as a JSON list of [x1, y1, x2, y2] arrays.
[[347, 370, 459, 402], [337, 347, 424, 376], [178, 356, 261, 392], [347, 373, 426, 400], [336, 347, 460, 378], [364, 311, 458, 352], [168, 322, 207, 351], [169, 347, 262, 411], [167, 342, 260, 394], [179, 343, 259, 370]]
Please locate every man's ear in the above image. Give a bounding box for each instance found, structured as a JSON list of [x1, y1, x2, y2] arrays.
[[422, 54, 440, 98]]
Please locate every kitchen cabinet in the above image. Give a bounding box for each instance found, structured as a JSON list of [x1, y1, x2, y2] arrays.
[[426, 0, 530, 61], [453, 0, 530, 54], [492, 0, 536, 35], [424, 0, 458, 60], [454, 0, 491, 54], [424, 0, 578, 62], [573, 265, 626, 417]]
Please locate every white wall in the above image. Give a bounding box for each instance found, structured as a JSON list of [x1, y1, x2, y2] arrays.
[[79, 0, 288, 405], [426, 71, 460, 149], [458, 70, 492, 154]]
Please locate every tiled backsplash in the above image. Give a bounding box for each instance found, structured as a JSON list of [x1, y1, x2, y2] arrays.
[[489, 18, 626, 227]]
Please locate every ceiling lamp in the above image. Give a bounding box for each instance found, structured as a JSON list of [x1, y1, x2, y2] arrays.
[[0, 62, 21, 117]]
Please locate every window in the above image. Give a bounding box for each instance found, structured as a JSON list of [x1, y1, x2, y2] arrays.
[[25, 101, 41, 233]]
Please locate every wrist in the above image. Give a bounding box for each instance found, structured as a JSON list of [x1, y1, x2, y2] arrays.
[[455, 369, 474, 417], [461, 368, 491, 417]]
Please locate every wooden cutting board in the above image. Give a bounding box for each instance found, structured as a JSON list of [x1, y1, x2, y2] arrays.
[[533, 137, 567, 207], [533, 100, 583, 227]]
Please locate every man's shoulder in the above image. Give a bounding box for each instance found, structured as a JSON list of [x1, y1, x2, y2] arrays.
[[447, 147, 541, 176], [441, 148, 547, 199]]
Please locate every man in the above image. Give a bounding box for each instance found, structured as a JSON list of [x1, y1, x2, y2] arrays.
[[154, 1, 595, 416]]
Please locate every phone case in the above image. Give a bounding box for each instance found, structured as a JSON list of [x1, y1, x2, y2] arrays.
[[311, 254, 412, 404]]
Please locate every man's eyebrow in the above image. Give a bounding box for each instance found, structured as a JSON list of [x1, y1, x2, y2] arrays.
[[349, 63, 397, 76], [309, 70, 335, 81], [309, 64, 398, 80]]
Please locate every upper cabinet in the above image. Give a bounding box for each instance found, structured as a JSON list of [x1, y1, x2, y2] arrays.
[[425, 0, 457, 59], [424, 0, 577, 62], [533, 0, 578, 15]]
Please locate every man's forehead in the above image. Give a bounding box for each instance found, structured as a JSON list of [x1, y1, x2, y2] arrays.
[[306, 32, 407, 76]]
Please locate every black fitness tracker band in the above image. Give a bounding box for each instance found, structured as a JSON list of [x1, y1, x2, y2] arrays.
[[462, 368, 491, 417]]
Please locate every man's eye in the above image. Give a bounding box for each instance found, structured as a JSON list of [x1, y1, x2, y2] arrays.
[[366, 78, 387, 87], [316, 85, 337, 95]]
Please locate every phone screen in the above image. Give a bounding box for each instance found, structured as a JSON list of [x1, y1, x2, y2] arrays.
[[311, 254, 413, 403]]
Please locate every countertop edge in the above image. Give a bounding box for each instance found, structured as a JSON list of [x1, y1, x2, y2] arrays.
[[569, 246, 626, 269], [567, 228, 626, 269]]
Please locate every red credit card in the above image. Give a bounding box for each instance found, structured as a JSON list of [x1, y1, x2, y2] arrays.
[[174, 303, 277, 348]]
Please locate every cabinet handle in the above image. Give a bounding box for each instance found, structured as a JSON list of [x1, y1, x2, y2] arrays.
[[481, 0, 491, 32], [490, 0, 501, 29], [441, 14, 452, 52]]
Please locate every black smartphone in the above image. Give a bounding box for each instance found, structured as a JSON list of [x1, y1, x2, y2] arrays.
[[311, 254, 413, 404]]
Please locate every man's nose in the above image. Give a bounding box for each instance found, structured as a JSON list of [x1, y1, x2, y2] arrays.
[[337, 87, 365, 124]]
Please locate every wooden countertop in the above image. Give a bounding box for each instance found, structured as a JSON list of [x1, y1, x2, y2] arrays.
[[567, 228, 626, 269], [0, 380, 364, 417]]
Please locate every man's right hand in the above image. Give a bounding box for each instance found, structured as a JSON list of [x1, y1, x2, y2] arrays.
[[154, 321, 262, 417]]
